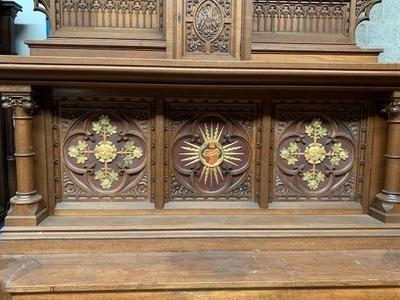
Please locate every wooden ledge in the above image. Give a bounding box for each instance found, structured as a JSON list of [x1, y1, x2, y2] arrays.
[[1, 250, 400, 299], [0, 55, 399, 88], [1, 215, 400, 254], [2, 214, 396, 232]]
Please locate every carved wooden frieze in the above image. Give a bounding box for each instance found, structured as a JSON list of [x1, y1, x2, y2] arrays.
[[271, 101, 368, 202], [57, 0, 163, 29], [166, 99, 261, 203], [181, 0, 241, 58], [52, 97, 153, 202], [253, 0, 350, 36]]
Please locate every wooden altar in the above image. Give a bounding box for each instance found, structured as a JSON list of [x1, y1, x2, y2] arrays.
[[1, 0, 400, 299]]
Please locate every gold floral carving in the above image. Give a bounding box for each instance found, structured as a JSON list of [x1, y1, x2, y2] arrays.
[[68, 115, 143, 189], [280, 118, 349, 190]]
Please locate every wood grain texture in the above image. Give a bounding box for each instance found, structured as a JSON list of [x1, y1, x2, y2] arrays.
[[1, 250, 400, 297]]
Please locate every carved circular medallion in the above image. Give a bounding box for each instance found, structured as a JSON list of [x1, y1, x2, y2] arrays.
[[171, 115, 251, 195], [195, 0, 223, 41], [278, 117, 354, 193], [200, 141, 224, 167], [64, 113, 147, 193]]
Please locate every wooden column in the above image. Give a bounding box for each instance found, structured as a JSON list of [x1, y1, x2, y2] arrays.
[[1, 90, 47, 226], [370, 92, 400, 223], [0, 1, 22, 55]]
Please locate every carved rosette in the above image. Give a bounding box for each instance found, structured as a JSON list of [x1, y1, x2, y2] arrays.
[[63, 113, 147, 194], [278, 117, 355, 194], [171, 115, 251, 195], [185, 0, 232, 55]]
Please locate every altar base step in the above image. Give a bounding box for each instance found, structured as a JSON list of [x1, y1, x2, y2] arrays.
[[1, 249, 400, 299], [2, 214, 400, 299], [1, 214, 400, 254]]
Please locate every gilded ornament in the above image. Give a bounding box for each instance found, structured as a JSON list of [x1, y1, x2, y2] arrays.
[[67, 115, 144, 190], [94, 141, 118, 163], [179, 122, 244, 186], [280, 118, 350, 190]]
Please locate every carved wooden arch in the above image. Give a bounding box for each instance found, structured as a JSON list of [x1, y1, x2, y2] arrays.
[[355, 0, 382, 26], [33, 0, 50, 18]]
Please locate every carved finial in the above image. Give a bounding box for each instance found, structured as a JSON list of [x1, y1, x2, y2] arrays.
[[1, 95, 39, 113]]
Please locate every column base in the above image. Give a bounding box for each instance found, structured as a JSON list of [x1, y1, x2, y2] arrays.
[[5, 193, 48, 226], [370, 192, 400, 223]]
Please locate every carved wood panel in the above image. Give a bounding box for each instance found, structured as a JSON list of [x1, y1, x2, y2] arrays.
[[58, 0, 163, 29], [271, 100, 368, 202], [177, 0, 243, 59], [51, 96, 154, 203], [253, 0, 350, 36], [165, 99, 262, 204]]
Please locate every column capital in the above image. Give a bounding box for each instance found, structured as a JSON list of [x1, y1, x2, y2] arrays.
[[1, 94, 39, 113]]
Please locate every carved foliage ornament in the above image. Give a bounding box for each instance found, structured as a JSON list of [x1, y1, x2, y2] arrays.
[[278, 117, 354, 192], [382, 101, 400, 114], [64, 113, 147, 193], [171, 115, 251, 195], [1, 95, 38, 113]]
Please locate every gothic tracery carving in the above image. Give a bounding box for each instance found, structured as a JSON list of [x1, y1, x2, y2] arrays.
[[59, 0, 162, 29], [63, 111, 148, 196], [252, 0, 349, 35]]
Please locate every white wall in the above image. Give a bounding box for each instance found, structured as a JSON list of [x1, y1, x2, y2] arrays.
[[14, 0, 47, 56]]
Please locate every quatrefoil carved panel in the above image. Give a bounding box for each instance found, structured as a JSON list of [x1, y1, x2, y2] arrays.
[[171, 115, 251, 195], [63, 113, 147, 194], [277, 117, 355, 194]]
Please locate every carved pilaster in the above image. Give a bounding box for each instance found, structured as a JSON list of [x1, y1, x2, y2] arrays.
[[1, 93, 46, 226], [370, 92, 400, 223]]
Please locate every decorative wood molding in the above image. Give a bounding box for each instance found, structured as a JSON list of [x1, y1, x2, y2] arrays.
[[58, 0, 163, 29], [1, 95, 38, 113], [33, 0, 50, 18], [253, 0, 350, 36], [356, 0, 382, 26]]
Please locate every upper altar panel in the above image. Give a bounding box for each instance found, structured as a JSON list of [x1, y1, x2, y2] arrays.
[[29, 0, 383, 62]]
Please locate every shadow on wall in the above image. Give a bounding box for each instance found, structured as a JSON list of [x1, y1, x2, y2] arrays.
[[355, 0, 400, 63], [14, 0, 47, 56]]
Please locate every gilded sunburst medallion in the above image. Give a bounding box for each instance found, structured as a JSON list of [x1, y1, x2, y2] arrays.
[[172, 116, 251, 194]]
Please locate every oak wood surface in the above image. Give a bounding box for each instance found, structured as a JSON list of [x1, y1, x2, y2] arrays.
[[1, 250, 400, 296]]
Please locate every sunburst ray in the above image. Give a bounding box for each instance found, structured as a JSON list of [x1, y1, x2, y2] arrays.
[[224, 158, 239, 166], [179, 121, 246, 187], [184, 159, 200, 167]]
